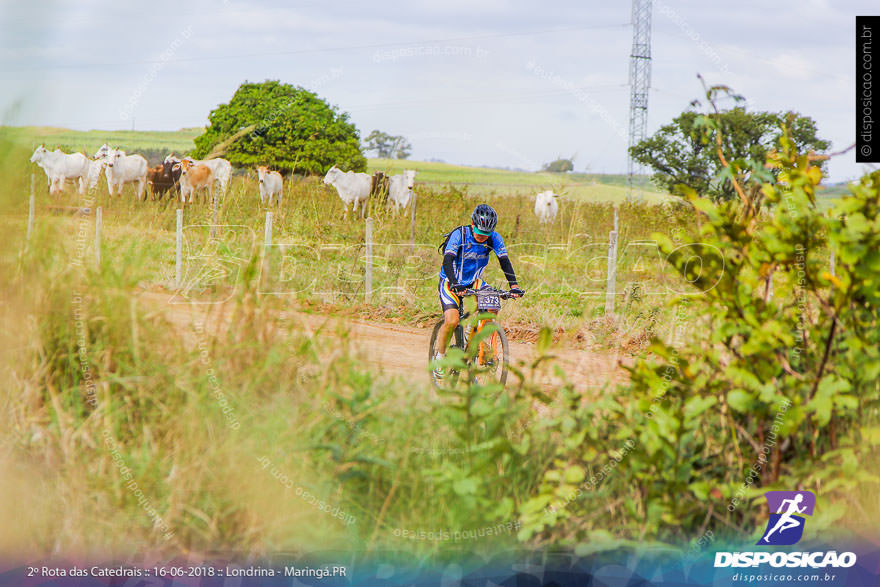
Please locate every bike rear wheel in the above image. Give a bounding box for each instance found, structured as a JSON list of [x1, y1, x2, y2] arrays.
[[429, 321, 465, 388]]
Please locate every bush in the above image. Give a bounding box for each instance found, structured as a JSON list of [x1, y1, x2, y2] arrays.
[[518, 90, 880, 547], [193, 80, 366, 174]]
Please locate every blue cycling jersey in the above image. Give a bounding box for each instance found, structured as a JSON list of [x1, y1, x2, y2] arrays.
[[439, 226, 509, 285]]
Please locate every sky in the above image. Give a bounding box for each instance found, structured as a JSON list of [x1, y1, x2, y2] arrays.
[[0, 0, 875, 182]]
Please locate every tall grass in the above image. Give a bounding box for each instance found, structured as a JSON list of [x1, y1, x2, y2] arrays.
[[0, 211, 560, 559], [13, 155, 694, 350], [0, 136, 697, 561]]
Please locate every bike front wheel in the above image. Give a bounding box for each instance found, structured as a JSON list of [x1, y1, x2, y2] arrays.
[[469, 322, 509, 388], [428, 321, 465, 389]]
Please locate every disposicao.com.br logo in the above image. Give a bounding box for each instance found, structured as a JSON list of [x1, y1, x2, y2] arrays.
[[759, 490, 815, 546], [714, 490, 857, 569]]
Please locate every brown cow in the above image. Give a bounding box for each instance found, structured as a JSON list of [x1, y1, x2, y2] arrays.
[[370, 171, 389, 205], [176, 159, 214, 204], [147, 160, 182, 200]]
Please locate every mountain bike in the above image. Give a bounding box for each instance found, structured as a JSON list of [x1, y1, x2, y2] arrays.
[[428, 285, 521, 389]]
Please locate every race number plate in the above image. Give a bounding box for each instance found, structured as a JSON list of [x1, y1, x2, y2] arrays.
[[477, 293, 502, 311]]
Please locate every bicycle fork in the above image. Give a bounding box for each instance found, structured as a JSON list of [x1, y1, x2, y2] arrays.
[[465, 320, 499, 366]]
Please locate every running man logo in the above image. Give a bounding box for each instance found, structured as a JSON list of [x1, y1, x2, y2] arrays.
[[758, 491, 816, 546]]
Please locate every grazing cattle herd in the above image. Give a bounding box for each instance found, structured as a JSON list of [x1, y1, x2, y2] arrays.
[[29, 145, 562, 221]]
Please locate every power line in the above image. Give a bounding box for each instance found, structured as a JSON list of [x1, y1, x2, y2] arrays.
[[349, 84, 629, 111], [11, 84, 631, 129], [0, 22, 631, 73], [650, 86, 697, 103]]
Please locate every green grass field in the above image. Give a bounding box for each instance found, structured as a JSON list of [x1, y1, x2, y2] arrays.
[[3, 125, 203, 155], [3, 125, 852, 208], [367, 158, 669, 203], [4, 125, 668, 203]]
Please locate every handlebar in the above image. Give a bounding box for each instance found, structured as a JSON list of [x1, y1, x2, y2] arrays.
[[458, 286, 524, 299]]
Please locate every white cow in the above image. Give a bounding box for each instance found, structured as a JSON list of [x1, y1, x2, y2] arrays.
[[103, 148, 148, 199], [387, 169, 416, 214], [323, 165, 372, 217], [256, 166, 283, 206], [534, 190, 559, 224], [171, 155, 232, 195], [30, 146, 90, 195], [94, 143, 112, 160], [85, 158, 105, 191]]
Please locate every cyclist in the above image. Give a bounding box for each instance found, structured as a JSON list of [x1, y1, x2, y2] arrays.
[[433, 204, 524, 379]]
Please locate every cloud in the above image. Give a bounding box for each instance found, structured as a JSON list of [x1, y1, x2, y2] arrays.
[[416, 0, 510, 14], [766, 53, 816, 82], [0, 0, 873, 182]]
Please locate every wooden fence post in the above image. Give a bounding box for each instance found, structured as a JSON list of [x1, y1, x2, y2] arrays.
[[365, 217, 373, 303], [263, 211, 273, 287], [410, 191, 417, 254], [264, 211, 273, 250], [605, 230, 618, 316]]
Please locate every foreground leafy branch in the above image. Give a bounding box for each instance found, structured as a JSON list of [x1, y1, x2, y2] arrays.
[[518, 100, 880, 548]]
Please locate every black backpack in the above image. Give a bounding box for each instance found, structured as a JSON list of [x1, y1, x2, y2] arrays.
[[438, 225, 467, 257], [438, 225, 496, 257]]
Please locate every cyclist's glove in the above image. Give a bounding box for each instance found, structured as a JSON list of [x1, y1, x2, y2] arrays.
[[450, 283, 468, 295], [509, 286, 525, 298]]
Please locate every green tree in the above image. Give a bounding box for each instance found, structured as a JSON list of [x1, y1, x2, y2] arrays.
[[630, 105, 829, 202], [542, 157, 574, 173], [517, 89, 880, 546], [363, 130, 412, 159], [192, 80, 366, 174]]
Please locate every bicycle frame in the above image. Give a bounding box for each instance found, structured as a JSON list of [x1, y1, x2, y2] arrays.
[[429, 285, 522, 388], [452, 286, 516, 366]]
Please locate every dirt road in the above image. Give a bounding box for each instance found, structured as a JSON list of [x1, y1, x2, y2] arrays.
[[138, 291, 627, 393]]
